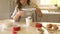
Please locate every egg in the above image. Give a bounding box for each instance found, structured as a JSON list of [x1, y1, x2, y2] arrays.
[[53, 25, 58, 30], [46, 24, 52, 28]]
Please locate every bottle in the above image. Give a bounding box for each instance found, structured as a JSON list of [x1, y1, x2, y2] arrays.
[[25, 16, 32, 27]]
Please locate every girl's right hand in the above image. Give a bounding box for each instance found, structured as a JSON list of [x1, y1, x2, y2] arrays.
[[16, 10, 25, 17]]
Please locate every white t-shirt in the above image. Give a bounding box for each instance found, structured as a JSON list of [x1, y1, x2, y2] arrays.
[[11, 4, 37, 22]]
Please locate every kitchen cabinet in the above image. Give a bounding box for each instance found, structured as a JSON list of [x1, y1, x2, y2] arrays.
[[37, 11, 60, 22], [36, 5, 60, 22]]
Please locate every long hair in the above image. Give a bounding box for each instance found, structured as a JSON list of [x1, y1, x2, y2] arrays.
[[16, 0, 30, 10]]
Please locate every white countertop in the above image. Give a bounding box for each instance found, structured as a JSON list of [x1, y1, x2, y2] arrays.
[[41, 10, 60, 14]]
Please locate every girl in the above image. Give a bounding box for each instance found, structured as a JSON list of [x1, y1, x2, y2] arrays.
[[11, 0, 42, 22]]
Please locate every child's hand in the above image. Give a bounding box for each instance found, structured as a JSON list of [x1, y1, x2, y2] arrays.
[[17, 10, 25, 17]]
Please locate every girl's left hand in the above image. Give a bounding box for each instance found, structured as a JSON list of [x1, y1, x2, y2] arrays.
[[35, 8, 42, 17]]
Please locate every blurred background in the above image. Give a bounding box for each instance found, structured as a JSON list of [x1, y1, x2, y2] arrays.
[[0, 0, 60, 22]]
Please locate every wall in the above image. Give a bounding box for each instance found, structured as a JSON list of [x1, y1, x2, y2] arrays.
[[0, 0, 10, 19]]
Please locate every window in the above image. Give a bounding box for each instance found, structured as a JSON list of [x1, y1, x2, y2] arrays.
[[40, 0, 60, 5], [40, 0, 51, 5]]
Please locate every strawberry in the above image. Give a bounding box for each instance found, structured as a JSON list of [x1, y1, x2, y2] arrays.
[[13, 26, 21, 31], [36, 23, 42, 28], [13, 31, 17, 34]]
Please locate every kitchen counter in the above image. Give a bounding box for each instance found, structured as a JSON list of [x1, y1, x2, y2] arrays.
[[41, 22, 60, 34], [0, 26, 39, 34], [41, 10, 60, 14], [0, 19, 60, 34], [0, 19, 40, 34]]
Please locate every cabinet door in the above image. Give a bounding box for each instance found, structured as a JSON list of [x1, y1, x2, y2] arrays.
[[37, 14, 60, 22]]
